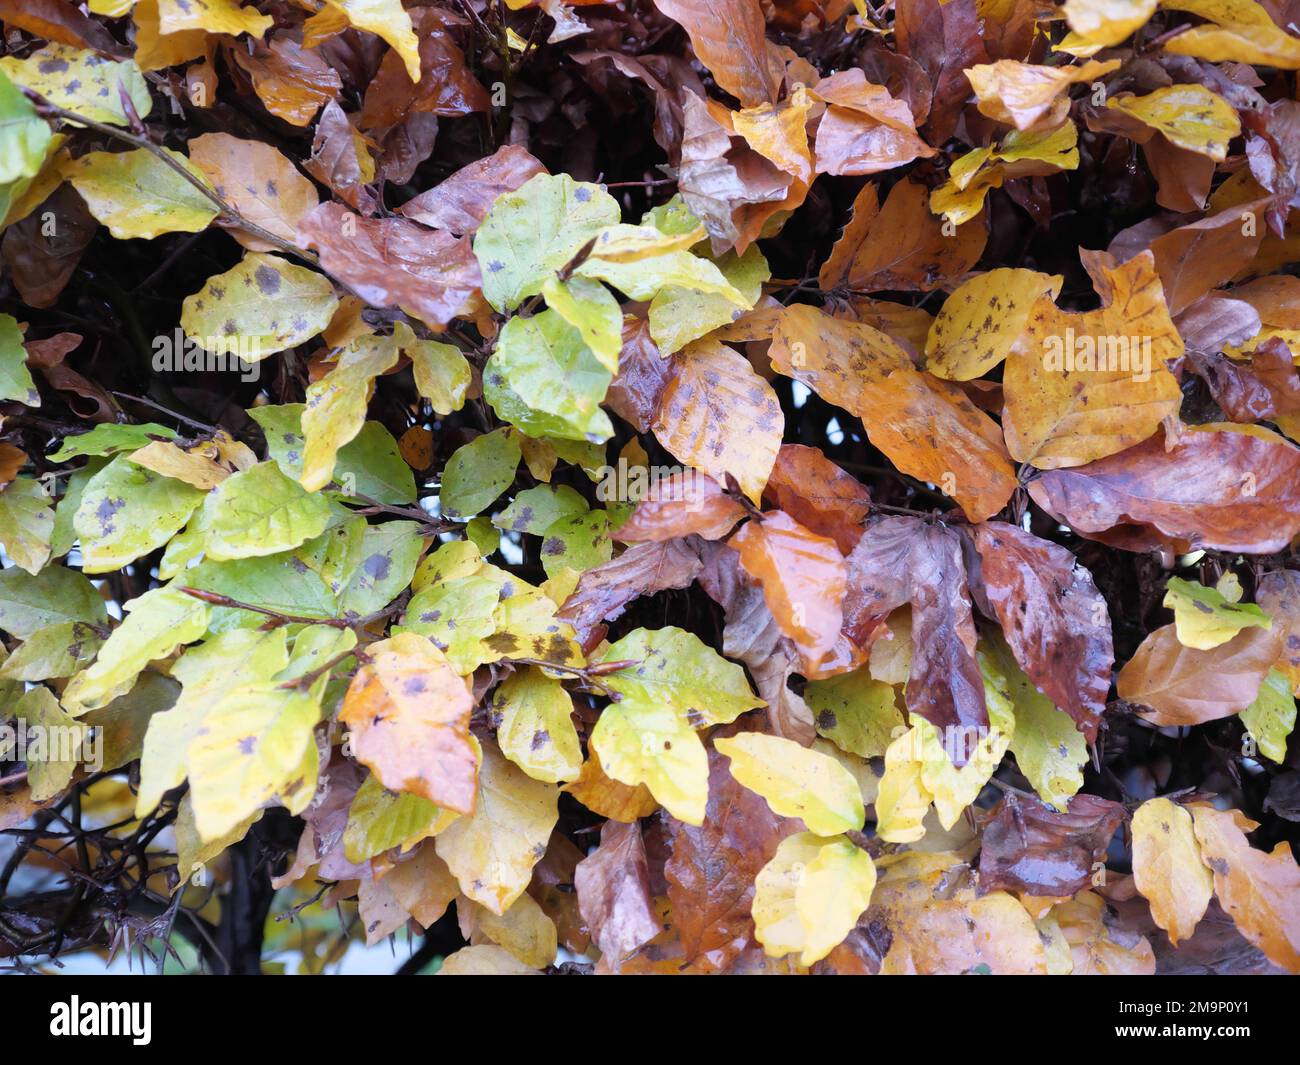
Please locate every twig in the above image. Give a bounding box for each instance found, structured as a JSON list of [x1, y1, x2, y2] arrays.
[[28, 97, 321, 269]]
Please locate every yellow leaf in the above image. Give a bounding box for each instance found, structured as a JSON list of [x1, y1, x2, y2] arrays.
[[437, 944, 540, 974], [1002, 250, 1183, 468], [925, 269, 1063, 381], [322, 0, 421, 83], [491, 667, 583, 784], [874, 727, 932, 844], [590, 697, 708, 824], [157, 0, 271, 37], [1164, 576, 1272, 650], [1131, 797, 1213, 946], [300, 332, 400, 490], [714, 733, 865, 836], [1064, 0, 1157, 46], [1107, 84, 1242, 160], [931, 122, 1080, 226], [128, 440, 230, 490], [1240, 668, 1297, 763], [966, 59, 1120, 131], [460, 892, 558, 969], [63, 148, 219, 240], [0, 44, 152, 127], [1162, 0, 1300, 68], [435, 742, 559, 915], [752, 832, 877, 966], [132, 0, 209, 72]]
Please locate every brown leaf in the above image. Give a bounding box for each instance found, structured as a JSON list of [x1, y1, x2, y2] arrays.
[[1191, 803, 1300, 973], [399, 145, 547, 236], [339, 633, 478, 813], [1028, 425, 1300, 554], [894, 0, 989, 143], [978, 791, 1127, 897], [614, 472, 748, 544], [299, 202, 481, 330], [843, 516, 988, 754], [556, 538, 705, 647], [1117, 622, 1282, 726], [606, 314, 673, 433], [303, 100, 378, 215], [574, 819, 663, 968], [762, 443, 871, 554], [358, 7, 489, 130], [1187, 338, 1300, 423], [664, 748, 799, 970], [0, 0, 127, 57], [731, 510, 849, 677], [1256, 569, 1300, 693], [968, 522, 1114, 741], [651, 0, 780, 109], [0, 185, 96, 309], [818, 179, 988, 293]]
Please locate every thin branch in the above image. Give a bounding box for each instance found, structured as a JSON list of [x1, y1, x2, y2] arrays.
[[28, 96, 321, 269]]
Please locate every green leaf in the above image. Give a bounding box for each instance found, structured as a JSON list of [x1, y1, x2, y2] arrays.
[[483, 310, 613, 443], [440, 429, 521, 518], [1164, 576, 1272, 651], [180, 554, 338, 632], [63, 586, 210, 715], [474, 172, 620, 312], [0, 313, 39, 406], [181, 252, 339, 359], [402, 572, 501, 675], [250, 405, 416, 505], [397, 321, 470, 416], [201, 461, 332, 560], [187, 681, 321, 841], [0, 476, 53, 574], [344, 772, 443, 863], [714, 733, 866, 835], [50, 461, 99, 558], [597, 626, 763, 728], [0, 564, 108, 638], [0, 67, 53, 185], [16, 686, 87, 802], [988, 637, 1087, 811], [65, 148, 220, 240], [74, 454, 206, 572], [806, 667, 906, 759], [491, 667, 582, 784], [298, 333, 401, 491], [0, 620, 105, 681], [465, 515, 498, 557], [541, 275, 623, 372], [49, 422, 176, 461], [0, 44, 151, 128], [539, 509, 611, 578], [1241, 668, 1297, 764], [291, 511, 365, 596], [337, 519, 424, 618], [648, 244, 769, 355], [493, 484, 589, 535]]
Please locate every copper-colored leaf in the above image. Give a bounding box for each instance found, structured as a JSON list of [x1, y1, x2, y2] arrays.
[[1028, 425, 1300, 554], [614, 472, 748, 543], [339, 633, 477, 813], [399, 145, 546, 236], [762, 444, 871, 554], [651, 0, 780, 109], [1117, 622, 1282, 726], [299, 203, 481, 330]]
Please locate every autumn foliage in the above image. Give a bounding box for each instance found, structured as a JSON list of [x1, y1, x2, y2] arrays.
[[1, 0, 1300, 977]]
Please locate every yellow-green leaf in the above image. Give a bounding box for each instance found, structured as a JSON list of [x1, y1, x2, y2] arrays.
[[714, 733, 865, 836], [64, 148, 219, 240], [1164, 576, 1271, 651]]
